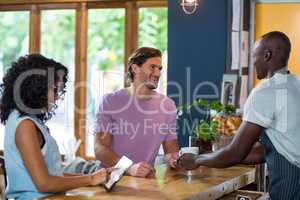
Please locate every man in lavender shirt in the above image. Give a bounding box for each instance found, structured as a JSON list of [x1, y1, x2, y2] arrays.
[[94, 47, 179, 178]]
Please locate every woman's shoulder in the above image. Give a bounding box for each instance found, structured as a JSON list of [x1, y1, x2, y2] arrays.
[[16, 118, 37, 130], [6, 110, 42, 131], [7, 110, 33, 122], [4, 110, 42, 147]]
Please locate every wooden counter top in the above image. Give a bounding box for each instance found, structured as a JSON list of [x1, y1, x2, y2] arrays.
[[41, 165, 255, 200]]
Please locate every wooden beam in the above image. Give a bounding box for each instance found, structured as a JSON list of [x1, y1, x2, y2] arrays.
[[0, 5, 31, 11], [37, 3, 78, 10], [29, 5, 41, 53], [0, 0, 167, 7], [87, 2, 126, 8], [74, 2, 88, 157], [137, 0, 167, 7], [124, 1, 138, 87], [0, 0, 128, 5]]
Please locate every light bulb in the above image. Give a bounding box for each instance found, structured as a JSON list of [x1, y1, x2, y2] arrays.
[[186, 0, 195, 3], [181, 0, 199, 15]]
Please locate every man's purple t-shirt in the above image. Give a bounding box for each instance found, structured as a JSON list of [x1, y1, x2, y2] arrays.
[[95, 89, 177, 166]]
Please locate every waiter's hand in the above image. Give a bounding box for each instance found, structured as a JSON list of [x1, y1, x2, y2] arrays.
[[177, 153, 199, 170]]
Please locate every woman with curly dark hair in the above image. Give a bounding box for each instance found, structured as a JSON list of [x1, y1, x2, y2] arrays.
[[1, 54, 108, 199]]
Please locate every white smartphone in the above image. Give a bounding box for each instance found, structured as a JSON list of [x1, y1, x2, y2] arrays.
[[104, 156, 133, 192]]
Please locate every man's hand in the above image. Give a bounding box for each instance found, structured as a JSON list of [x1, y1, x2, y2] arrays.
[[127, 162, 154, 178], [165, 152, 180, 169], [177, 153, 199, 170]]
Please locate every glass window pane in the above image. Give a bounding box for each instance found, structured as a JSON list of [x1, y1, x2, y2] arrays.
[[41, 10, 75, 154], [86, 9, 125, 156], [0, 11, 29, 149], [139, 8, 168, 95]]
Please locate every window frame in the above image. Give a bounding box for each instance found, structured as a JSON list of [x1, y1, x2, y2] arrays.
[[0, 0, 167, 159]]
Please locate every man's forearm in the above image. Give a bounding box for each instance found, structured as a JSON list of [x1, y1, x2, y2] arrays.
[[241, 143, 265, 165], [94, 144, 120, 167], [195, 146, 242, 168], [195, 143, 265, 168], [179, 122, 265, 170]]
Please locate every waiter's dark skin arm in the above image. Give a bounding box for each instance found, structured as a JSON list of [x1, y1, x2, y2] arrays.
[[178, 121, 266, 170]]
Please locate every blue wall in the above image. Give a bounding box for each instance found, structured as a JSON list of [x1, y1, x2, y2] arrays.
[[168, 0, 230, 147]]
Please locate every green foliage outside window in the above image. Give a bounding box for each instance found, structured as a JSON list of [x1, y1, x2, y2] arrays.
[[0, 12, 29, 73], [0, 8, 167, 74], [41, 11, 75, 70], [139, 8, 167, 52], [88, 9, 125, 72]]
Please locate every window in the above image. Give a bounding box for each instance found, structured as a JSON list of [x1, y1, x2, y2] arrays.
[[139, 7, 168, 155], [41, 10, 76, 153], [86, 9, 125, 156], [0, 1, 167, 158], [139, 7, 168, 95], [0, 11, 29, 149]]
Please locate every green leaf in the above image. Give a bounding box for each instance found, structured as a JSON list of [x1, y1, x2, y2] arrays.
[[210, 100, 222, 112], [198, 99, 210, 109], [223, 104, 236, 115], [194, 120, 217, 142]]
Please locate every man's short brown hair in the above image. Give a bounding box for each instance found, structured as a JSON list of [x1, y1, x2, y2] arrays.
[[127, 47, 162, 82]]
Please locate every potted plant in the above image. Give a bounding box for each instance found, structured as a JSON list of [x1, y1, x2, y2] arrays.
[[177, 99, 218, 153], [177, 99, 241, 153], [193, 118, 218, 153]]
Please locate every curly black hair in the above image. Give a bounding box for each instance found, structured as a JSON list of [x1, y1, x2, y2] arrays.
[[0, 54, 68, 124]]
